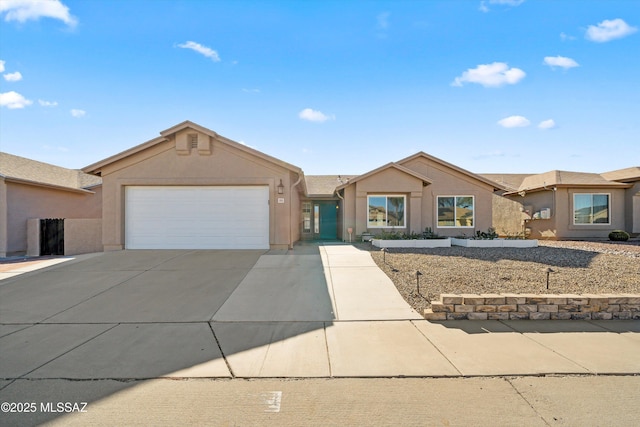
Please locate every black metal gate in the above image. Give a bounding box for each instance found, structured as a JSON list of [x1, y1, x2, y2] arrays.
[[40, 218, 65, 256]]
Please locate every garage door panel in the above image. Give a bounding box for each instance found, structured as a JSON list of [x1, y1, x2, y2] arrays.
[[125, 186, 269, 249]]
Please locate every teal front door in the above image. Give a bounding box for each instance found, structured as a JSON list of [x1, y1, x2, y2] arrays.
[[314, 202, 337, 240]]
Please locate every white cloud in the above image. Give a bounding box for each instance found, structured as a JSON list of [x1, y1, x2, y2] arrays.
[[490, 0, 525, 5], [177, 41, 220, 61], [480, 0, 524, 11], [0, 60, 5, 72], [560, 32, 576, 41], [585, 18, 637, 43], [0, 91, 33, 109], [3, 71, 22, 81], [242, 88, 261, 93], [377, 11, 390, 30], [70, 108, 85, 117], [298, 108, 334, 123], [538, 119, 556, 129], [498, 115, 530, 128], [543, 55, 579, 69], [0, 0, 77, 26], [38, 99, 58, 107], [452, 62, 525, 87]]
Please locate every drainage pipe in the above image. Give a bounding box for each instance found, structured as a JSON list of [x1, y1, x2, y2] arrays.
[[289, 172, 303, 249]]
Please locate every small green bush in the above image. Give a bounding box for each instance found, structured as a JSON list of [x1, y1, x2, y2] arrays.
[[609, 230, 630, 241], [422, 227, 441, 239], [473, 227, 499, 240]]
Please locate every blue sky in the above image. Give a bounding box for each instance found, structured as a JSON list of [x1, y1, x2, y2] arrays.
[[1, 0, 638, 175]]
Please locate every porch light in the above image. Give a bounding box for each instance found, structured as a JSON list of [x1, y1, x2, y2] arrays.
[[277, 179, 284, 194]]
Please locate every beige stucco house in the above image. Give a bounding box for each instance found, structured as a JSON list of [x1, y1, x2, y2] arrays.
[[0, 153, 102, 257], [79, 121, 514, 251], [3, 121, 638, 256]]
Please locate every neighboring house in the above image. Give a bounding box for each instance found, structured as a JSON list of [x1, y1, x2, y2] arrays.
[[0, 152, 102, 257], [483, 169, 639, 240]]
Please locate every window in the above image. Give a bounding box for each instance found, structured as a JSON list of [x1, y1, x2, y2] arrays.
[[437, 196, 474, 227], [574, 193, 610, 224], [302, 202, 311, 233], [314, 205, 320, 233], [367, 195, 405, 227]]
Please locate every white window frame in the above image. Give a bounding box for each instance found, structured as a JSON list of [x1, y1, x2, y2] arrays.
[[367, 195, 407, 228], [437, 195, 475, 228], [573, 193, 611, 225]]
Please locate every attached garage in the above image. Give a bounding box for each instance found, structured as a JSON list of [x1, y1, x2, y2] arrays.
[[125, 186, 269, 249], [82, 121, 304, 251]]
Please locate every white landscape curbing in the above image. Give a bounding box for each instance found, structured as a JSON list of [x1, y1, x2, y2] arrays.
[[450, 238, 538, 248], [371, 238, 451, 248]]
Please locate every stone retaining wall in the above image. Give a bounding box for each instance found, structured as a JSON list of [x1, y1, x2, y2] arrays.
[[424, 293, 640, 320]]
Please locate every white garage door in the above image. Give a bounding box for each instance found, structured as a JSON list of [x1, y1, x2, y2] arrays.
[[125, 186, 269, 249]]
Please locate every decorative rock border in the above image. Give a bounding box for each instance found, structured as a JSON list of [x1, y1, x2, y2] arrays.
[[424, 293, 640, 320]]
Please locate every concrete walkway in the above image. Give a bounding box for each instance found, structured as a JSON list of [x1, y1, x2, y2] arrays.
[[0, 244, 638, 382]]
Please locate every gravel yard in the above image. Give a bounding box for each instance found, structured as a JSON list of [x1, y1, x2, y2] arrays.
[[359, 240, 640, 315]]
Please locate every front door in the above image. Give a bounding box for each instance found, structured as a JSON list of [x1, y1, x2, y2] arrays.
[[314, 201, 337, 240]]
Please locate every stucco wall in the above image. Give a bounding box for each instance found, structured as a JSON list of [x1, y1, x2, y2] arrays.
[[624, 182, 640, 234], [98, 130, 298, 250], [0, 179, 7, 257], [491, 193, 525, 237], [4, 182, 101, 256], [65, 219, 103, 255]]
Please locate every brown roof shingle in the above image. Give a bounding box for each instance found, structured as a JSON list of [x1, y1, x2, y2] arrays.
[[305, 175, 357, 196], [0, 152, 102, 191]]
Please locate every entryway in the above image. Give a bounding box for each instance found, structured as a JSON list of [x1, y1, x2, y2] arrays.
[[312, 201, 338, 240]]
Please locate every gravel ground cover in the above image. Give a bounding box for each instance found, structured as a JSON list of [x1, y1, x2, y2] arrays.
[[358, 240, 640, 315]]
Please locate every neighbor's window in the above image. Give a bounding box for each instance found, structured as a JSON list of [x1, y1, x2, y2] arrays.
[[367, 195, 405, 227], [437, 196, 474, 227], [574, 193, 610, 224]]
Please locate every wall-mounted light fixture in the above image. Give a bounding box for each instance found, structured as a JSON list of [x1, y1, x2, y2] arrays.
[[277, 179, 284, 194]]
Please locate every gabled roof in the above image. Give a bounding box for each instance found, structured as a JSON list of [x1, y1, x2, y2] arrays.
[[601, 166, 640, 182], [505, 170, 631, 195], [336, 162, 432, 191], [396, 151, 506, 191], [0, 152, 101, 193], [305, 175, 357, 197], [83, 120, 303, 176]]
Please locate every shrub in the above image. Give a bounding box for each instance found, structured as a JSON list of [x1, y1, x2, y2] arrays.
[[609, 230, 630, 241], [473, 227, 499, 240], [375, 230, 402, 240], [402, 231, 422, 240], [422, 227, 440, 239]]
